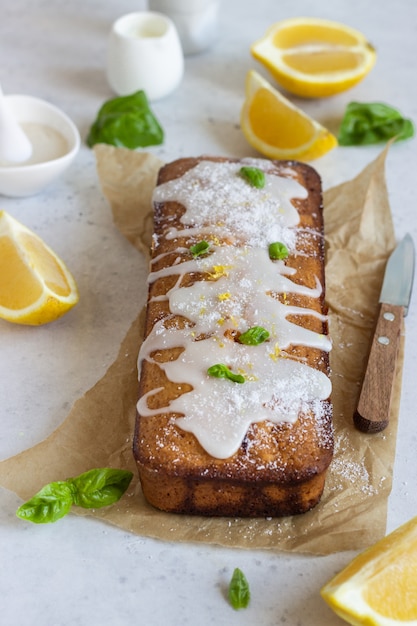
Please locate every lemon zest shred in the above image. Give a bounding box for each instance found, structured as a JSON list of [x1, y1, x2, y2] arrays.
[[208, 264, 233, 279], [269, 343, 281, 361], [209, 235, 221, 246], [229, 315, 239, 328]]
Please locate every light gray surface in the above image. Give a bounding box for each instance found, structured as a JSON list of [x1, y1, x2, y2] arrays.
[[1, 1, 417, 624]]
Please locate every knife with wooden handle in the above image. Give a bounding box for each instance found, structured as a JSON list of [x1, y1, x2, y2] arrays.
[[354, 234, 415, 433]]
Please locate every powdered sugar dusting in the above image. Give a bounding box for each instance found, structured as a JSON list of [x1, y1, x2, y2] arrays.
[[153, 160, 306, 250], [138, 159, 332, 460], [138, 325, 331, 458], [331, 432, 377, 496]]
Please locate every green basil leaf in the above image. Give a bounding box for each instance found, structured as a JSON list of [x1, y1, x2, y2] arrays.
[[238, 326, 270, 345], [68, 468, 133, 509], [268, 242, 288, 260], [207, 364, 245, 384], [16, 468, 134, 524], [87, 90, 164, 149], [16, 481, 73, 524], [190, 240, 210, 258], [239, 166, 266, 189], [228, 568, 250, 610], [338, 102, 415, 146]]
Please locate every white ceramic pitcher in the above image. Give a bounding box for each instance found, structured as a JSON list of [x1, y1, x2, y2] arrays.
[[107, 12, 184, 101]]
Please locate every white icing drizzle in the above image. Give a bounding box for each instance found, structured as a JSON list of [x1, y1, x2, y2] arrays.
[[149, 246, 331, 351], [138, 159, 332, 460]]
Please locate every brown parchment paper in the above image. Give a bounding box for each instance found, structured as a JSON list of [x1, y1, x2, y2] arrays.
[[0, 143, 403, 555]]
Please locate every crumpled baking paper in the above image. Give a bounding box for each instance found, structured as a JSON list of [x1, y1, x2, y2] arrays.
[[0, 143, 402, 555]]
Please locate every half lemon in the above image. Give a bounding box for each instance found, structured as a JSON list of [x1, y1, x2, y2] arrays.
[[251, 17, 376, 98]]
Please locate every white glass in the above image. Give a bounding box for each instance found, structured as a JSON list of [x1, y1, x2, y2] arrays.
[[148, 0, 219, 55], [106, 12, 184, 101]]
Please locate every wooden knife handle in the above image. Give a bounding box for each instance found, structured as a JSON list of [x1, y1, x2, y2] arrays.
[[354, 302, 403, 433]]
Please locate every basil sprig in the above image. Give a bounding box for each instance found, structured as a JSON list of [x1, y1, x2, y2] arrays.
[[239, 166, 266, 189], [238, 326, 269, 345], [338, 101, 414, 146], [228, 568, 250, 610], [87, 90, 164, 149], [207, 364, 245, 384], [16, 468, 133, 524], [190, 240, 210, 258], [269, 242, 288, 260]]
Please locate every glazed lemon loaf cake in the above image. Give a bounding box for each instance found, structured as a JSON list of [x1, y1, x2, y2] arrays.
[[133, 156, 333, 517]]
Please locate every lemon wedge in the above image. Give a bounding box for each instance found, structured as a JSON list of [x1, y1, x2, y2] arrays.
[[240, 70, 337, 161], [0, 210, 79, 325], [251, 17, 376, 98], [321, 515, 417, 625]]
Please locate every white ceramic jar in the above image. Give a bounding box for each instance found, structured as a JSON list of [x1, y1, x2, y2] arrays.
[[106, 11, 184, 101], [148, 0, 220, 55]]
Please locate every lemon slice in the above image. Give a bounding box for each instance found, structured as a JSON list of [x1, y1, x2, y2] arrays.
[[321, 516, 417, 625], [251, 17, 376, 98], [0, 210, 79, 325], [240, 70, 337, 161]]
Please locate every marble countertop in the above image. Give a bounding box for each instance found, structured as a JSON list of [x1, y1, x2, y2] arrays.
[[1, 1, 417, 624]]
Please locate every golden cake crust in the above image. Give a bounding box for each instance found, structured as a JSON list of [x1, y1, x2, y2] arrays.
[[133, 156, 333, 517]]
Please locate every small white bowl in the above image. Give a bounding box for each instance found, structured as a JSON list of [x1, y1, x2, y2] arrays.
[[0, 95, 80, 197]]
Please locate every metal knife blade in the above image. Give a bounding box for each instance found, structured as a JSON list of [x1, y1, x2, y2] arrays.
[[354, 234, 415, 433], [379, 233, 415, 314]]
